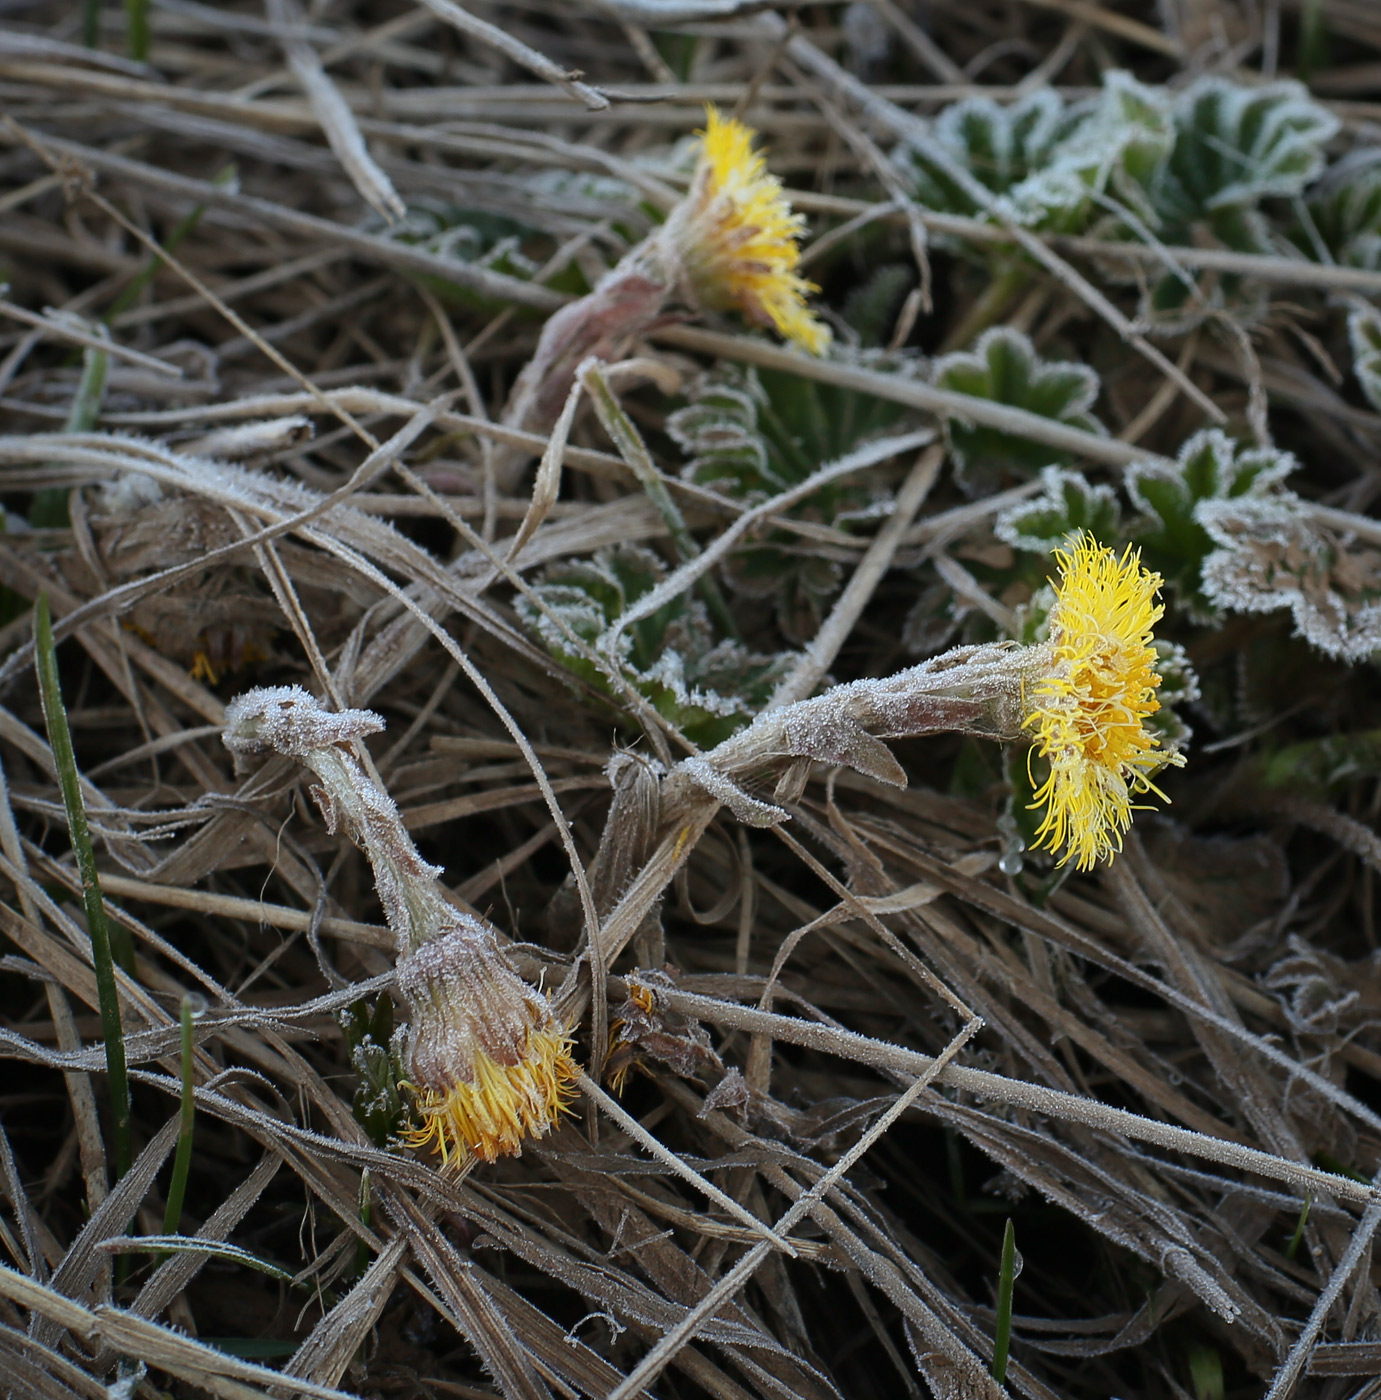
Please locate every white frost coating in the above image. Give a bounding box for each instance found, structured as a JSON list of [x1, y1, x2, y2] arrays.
[[994, 464, 1121, 553], [666, 641, 1039, 815], [223, 685, 385, 760], [1197, 493, 1381, 662], [1125, 427, 1295, 522], [1349, 302, 1381, 415]]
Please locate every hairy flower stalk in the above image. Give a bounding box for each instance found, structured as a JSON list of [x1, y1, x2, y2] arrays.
[[661, 535, 1183, 871], [223, 687, 577, 1164], [498, 106, 827, 486]]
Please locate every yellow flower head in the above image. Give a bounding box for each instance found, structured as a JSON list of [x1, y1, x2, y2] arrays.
[[1024, 534, 1184, 871], [665, 106, 830, 355], [397, 924, 579, 1165]]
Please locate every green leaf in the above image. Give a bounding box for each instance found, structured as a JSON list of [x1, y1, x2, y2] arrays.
[[668, 356, 913, 639], [519, 543, 795, 747], [1293, 151, 1381, 269], [840, 263, 915, 348], [101, 1236, 295, 1281], [35, 595, 133, 1180], [894, 72, 1171, 238], [341, 998, 404, 1149], [1258, 729, 1381, 793], [1126, 428, 1295, 618], [995, 466, 1121, 554], [1153, 78, 1338, 224], [1096, 77, 1337, 329], [931, 327, 1104, 493]]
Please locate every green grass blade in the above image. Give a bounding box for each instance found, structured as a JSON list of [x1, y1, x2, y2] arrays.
[[82, 0, 100, 47], [125, 0, 149, 61], [103, 1236, 294, 1281], [991, 1217, 1017, 1385], [30, 341, 108, 529], [162, 995, 199, 1235], [1285, 1192, 1312, 1262], [34, 593, 133, 1180]]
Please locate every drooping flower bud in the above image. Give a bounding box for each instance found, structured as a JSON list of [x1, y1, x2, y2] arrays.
[[224, 686, 579, 1164]]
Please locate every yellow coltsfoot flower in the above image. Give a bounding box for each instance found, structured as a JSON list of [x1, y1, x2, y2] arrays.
[[397, 921, 578, 1165], [1024, 533, 1184, 870], [663, 106, 831, 355]]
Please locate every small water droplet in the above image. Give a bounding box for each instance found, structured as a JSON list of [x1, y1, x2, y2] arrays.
[[1010, 1247, 1024, 1280], [998, 851, 1024, 876], [182, 991, 209, 1020]]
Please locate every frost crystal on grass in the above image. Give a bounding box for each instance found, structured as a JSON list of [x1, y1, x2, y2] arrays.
[[1197, 494, 1381, 663]]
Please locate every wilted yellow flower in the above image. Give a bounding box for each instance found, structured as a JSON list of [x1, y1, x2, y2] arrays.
[[1024, 534, 1184, 870], [397, 923, 578, 1165], [222, 686, 581, 1167], [664, 106, 830, 355]]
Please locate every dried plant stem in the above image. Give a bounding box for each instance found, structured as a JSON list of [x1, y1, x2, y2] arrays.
[[1264, 1186, 1381, 1399], [575, 1071, 796, 1254], [606, 1017, 985, 1400], [661, 987, 1379, 1208], [768, 444, 942, 709]]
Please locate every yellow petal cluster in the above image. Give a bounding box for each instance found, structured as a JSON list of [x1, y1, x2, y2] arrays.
[[396, 922, 579, 1166], [668, 106, 830, 355], [1024, 534, 1183, 870], [403, 1025, 579, 1166]]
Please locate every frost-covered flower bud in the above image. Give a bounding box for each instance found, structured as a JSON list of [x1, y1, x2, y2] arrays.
[[396, 918, 577, 1164]]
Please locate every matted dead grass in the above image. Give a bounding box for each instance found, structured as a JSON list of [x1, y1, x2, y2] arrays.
[[3, 2, 1381, 1398]]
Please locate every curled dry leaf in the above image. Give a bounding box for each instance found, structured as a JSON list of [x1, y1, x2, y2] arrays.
[[1197, 493, 1381, 662]]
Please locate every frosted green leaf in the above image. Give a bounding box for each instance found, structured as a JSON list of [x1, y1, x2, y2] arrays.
[[893, 72, 1170, 236], [931, 327, 1104, 493], [1294, 151, 1381, 270], [518, 543, 794, 746], [841, 263, 915, 348], [995, 465, 1122, 554], [1197, 493, 1381, 662], [668, 357, 917, 639], [1348, 302, 1381, 414], [1098, 77, 1337, 329], [1127, 428, 1295, 618], [1152, 78, 1338, 225], [1145, 639, 1200, 755]]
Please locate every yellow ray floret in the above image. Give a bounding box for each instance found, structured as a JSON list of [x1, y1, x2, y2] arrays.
[[671, 105, 830, 354], [1024, 534, 1184, 871], [403, 1025, 579, 1166]]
